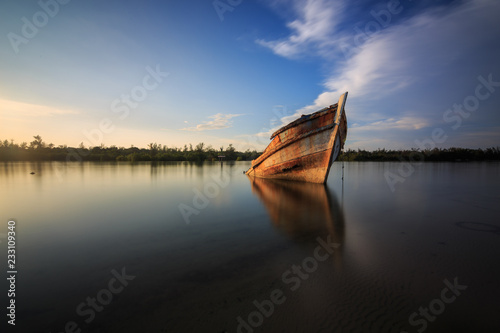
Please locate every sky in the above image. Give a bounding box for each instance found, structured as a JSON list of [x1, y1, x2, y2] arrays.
[[0, 0, 499, 151]]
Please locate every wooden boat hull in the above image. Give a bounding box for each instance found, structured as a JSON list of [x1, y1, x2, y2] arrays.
[[246, 92, 348, 183]]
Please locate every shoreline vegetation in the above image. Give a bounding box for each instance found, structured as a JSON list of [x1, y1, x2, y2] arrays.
[[1, 136, 499, 162]]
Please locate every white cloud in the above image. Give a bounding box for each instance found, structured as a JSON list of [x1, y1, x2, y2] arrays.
[[254, 0, 500, 149], [351, 116, 430, 132], [180, 113, 244, 131], [256, 0, 344, 58]]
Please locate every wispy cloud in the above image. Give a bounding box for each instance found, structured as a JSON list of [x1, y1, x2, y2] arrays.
[[0, 99, 79, 118], [180, 113, 244, 131], [254, 0, 500, 149], [256, 0, 344, 58], [352, 116, 430, 132]]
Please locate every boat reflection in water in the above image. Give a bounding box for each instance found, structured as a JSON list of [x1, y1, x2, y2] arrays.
[[248, 176, 344, 266]]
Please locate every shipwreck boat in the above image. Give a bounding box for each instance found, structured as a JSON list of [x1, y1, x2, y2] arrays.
[[246, 92, 348, 183]]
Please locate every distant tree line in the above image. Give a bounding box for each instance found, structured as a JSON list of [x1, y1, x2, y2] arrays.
[[0, 136, 261, 162], [1, 136, 499, 162], [337, 147, 500, 162]]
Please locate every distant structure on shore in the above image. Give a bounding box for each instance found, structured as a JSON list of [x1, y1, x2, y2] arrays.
[[218, 147, 225, 162]]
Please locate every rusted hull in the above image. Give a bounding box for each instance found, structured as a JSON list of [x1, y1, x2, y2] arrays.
[[246, 131, 341, 183], [246, 92, 348, 184]]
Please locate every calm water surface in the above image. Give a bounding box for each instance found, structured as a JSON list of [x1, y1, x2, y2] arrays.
[[1, 161, 499, 332]]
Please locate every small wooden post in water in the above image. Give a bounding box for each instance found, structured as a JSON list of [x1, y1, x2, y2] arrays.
[[341, 151, 345, 208], [218, 147, 225, 163]]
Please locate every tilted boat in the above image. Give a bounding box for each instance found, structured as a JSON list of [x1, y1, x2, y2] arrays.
[[245, 92, 348, 183]]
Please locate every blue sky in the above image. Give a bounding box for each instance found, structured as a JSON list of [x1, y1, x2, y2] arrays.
[[1, 0, 499, 151]]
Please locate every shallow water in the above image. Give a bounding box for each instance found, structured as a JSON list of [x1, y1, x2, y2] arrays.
[[1, 161, 499, 332]]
